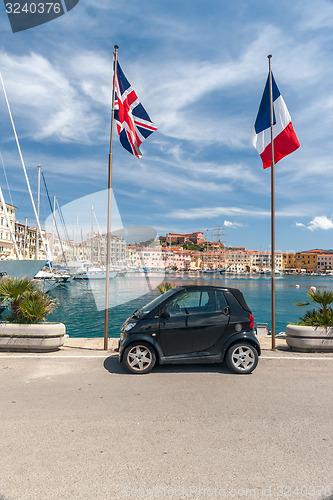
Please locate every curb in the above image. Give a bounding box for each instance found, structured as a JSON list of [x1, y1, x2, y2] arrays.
[[0, 336, 333, 358]]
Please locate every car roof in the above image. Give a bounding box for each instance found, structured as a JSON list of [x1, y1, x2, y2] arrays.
[[170, 285, 251, 312], [172, 285, 239, 292]]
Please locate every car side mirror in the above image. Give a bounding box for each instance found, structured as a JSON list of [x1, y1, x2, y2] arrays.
[[159, 307, 170, 319], [222, 306, 230, 316]]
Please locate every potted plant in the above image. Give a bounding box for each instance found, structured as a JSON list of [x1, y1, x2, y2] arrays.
[[285, 290, 333, 350], [0, 276, 67, 351]]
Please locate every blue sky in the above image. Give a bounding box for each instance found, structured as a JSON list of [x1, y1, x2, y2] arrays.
[[0, 0, 333, 252]]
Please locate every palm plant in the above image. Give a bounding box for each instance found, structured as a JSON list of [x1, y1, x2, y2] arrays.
[[294, 290, 333, 327], [157, 282, 176, 294], [0, 276, 57, 324]]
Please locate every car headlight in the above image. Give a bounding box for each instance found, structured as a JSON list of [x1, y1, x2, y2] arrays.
[[124, 322, 136, 332]]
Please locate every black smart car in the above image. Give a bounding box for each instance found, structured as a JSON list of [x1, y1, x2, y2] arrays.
[[118, 285, 260, 375]]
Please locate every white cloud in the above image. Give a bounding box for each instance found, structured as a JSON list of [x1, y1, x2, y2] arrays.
[[0, 19, 327, 155], [224, 220, 246, 228], [0, 52, 101, 144], [296, 216, 333, 231], [308, 216, 333, 231], [298, 0, 333, 30], [169, 206, 270, 220], [168, 204, 323, 221]]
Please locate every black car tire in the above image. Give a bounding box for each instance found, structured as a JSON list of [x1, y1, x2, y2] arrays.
[[123, 342, 156, 374], [226, 342, 258, 374]]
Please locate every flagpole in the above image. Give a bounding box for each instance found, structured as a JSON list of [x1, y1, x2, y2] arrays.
[[268, 54, 276, 350], [104, 44, 119, 351]]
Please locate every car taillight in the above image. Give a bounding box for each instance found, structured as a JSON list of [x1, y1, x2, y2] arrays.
[[249, 313, 254, 329]]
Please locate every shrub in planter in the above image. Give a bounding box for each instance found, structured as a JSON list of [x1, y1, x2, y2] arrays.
[[0, 277, 65, 351], [286, 290, 333, 350], [294, 290, 333, 327], [0, 276, 57, 323]]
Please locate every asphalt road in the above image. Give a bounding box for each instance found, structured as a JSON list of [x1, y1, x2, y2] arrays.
[[0, 354, 332, 500]]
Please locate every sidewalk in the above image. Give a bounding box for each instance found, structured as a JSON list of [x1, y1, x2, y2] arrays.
[[0, 335, 333, 357]]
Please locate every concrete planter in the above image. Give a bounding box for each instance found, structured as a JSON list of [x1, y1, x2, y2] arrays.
[[0, 322, 67, 351], [286, 324, 333, 350]]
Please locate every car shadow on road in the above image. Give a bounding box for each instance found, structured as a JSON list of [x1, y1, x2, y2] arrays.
[[103, 355, 231, 375]]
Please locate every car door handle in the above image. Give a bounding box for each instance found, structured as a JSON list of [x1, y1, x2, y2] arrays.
[[222, 306, 230, 316]]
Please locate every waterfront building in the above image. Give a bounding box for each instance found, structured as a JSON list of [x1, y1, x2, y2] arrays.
[[15, 222, 47, 260], [126, 246, 194, 270], [221, 249, 283, 273], [46, 233, 82, 263], [163, 248, 192, 269], [46, 232, 128, 267], [250, 251, 283, 272], [223, 250, 252, 273], [317, 253, 333, 272], [283, 253, 295, 271], [0, 203, 17, 259], [165, 231, 206, 247], [127, 245, 138, 269], [134, 245, 164, 270], [283, 252, 317, 273], [295, 252, 317, 272], [85, 233, 128, 266]]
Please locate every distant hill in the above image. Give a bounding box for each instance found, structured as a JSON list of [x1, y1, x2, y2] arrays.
[[300, 249, 333, 253]]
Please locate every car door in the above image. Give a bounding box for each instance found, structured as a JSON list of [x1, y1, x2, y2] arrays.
[[158, 290, 201, 356], [186, 289, 230, 352], [159, 288, 230, 356]]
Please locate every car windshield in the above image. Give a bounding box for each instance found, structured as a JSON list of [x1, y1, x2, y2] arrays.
[[134, 288, 178, 318]]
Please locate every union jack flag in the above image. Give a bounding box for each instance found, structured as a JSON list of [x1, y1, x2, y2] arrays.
[[114, 57, 157, 158]]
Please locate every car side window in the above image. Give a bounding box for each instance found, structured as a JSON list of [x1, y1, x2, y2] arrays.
[[166, 290, 216, 316], [216, 290, 228, 310]]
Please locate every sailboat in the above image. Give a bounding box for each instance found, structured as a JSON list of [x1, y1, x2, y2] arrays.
[[0, 74, 58, 284], [201, 267, 227, 275], [0, 258, 48, 280], [72, 207, 118, 280], [73, 266, 118, 280]]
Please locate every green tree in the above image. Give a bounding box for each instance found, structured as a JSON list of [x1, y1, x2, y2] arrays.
[[0, 277, 57, 324]]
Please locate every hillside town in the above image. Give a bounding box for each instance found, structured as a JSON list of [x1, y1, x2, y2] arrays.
[[1, 203, 332, 274]]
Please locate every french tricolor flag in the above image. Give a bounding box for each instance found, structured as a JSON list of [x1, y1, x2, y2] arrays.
[[252, 73, 300, 169]]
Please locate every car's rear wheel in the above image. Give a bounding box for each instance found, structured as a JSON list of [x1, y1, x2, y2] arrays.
[[226, 342, 258, 374], [123, 342, 156, 374]]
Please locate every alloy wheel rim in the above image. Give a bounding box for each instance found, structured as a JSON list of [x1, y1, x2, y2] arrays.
[[231, 346, 255, 371], [127, 345, 152, 372]]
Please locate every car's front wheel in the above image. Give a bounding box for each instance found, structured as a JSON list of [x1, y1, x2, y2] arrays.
[[123, 342, 156, 374], [226, 342, 258, 374]]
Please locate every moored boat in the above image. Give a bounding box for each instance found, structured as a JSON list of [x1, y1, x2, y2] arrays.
[[0, 259, 48, 279], [74, 267, 118, 280]]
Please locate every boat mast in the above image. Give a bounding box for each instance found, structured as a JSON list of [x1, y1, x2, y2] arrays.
[[212, 228, 215, 268], [35, 165, 41, 260], [41, 172, 69, 268], [72, 231, 75, 260], [76, 213, 79, 260], [0, 74, 47, 256], [80, 229, 86, 260], [51, 195, 56, 256], [24, 217, 28, 258], [91, 206, 94, 264]]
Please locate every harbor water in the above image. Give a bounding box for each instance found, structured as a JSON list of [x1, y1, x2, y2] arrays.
[[48, 273, 333, 338]]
